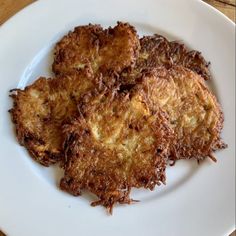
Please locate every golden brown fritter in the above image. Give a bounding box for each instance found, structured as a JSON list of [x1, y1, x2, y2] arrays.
[[60, 86, 174, 213], [9, 68, 99, 166], [52, 22, 140, 76], [138, 66, 226, 161], [122, 34, 211, 82]]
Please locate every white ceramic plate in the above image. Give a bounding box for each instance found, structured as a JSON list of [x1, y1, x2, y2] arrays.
[[0, 0, 235, 235]]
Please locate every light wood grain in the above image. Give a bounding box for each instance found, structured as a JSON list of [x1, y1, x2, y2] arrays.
[[231, 231, 236, 236], [0, 0, 235, 236], [217, 0, 235, 5], [204, 0, 236, 21], [0, 0, 235, 25], [0, 0, 35, 25], [205, 0, 235, 6], [216, 0, 235, 6]]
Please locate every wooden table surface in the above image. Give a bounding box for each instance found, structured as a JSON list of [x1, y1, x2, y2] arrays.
[[0, 0, 235, 235]]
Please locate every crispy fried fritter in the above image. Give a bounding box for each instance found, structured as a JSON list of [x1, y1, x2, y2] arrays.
[[60, 86, 174, 212], [122, 34, 211, 82], [52, 22, 140, 76], [138, 66, 226, 161], [9, 68, 98, 166]]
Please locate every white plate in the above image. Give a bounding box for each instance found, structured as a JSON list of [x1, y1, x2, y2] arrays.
[[0, 0, 235, 235]]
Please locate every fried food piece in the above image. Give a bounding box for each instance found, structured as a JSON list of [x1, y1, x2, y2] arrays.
[[9, 68, 98, 166], [52, 22, 140, 76], [123, 34, 211, 82], [60, 86, 174, 213], [139, 66, 226, 161]]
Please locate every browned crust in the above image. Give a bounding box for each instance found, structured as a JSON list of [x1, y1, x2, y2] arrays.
[[129, 34, 211, 81], [9, 68, 98, 166], [52, 22, 140, 76], [137, 66, 226, 161], [60, 86, 174, 213]]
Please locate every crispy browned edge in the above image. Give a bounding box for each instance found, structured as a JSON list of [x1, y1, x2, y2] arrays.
[[134, 34, 211, 81], [189, 72, 227, 161], [52, 24, 103, 75], [9, 80, 62, 166]]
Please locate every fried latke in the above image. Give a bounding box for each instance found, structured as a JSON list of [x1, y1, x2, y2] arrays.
[[60, 86, 174, 212], [138, 66, 226, 161], [122, 34, 211, 82], [52, 22, 140, 76], [9, 68, 98, 166]]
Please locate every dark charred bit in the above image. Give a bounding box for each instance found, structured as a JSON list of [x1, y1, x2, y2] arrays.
[[119, 83, 136, 92], [169, 159, 176, 166], [60, 177, 82, 196]]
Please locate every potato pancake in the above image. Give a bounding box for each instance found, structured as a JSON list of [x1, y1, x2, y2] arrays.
[[10, 68, 97, 166], [60, 85, 174, 212], [52, 22, 140, 76], [137, 66, 226, 161]]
